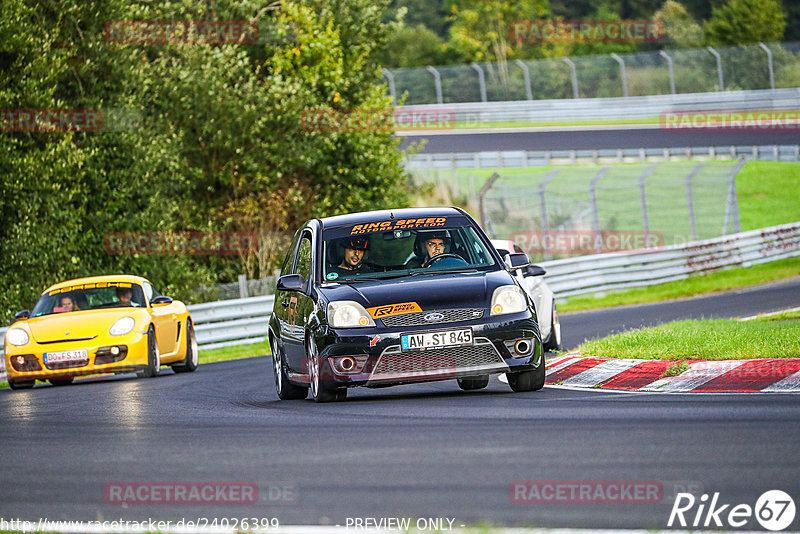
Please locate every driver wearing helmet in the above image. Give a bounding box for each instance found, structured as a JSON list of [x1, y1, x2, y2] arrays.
[[328, 236, 372, 277], [408, 230, 455, 268]]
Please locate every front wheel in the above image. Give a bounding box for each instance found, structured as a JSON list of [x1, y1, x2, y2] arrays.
[[543, 302, 562, 352], [308, 339, 339, 403], [273, 342, 308, 400], [172, 319, 198, 373], [506, 361, 545, 392], [136, 325, 160, 378], [457, 375, 490, 390]]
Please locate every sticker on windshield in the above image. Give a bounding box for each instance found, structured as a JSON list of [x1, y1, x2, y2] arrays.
[[367, 302, 422, 319], [326, 272, 339, 280], [350, 217, 448, 235]]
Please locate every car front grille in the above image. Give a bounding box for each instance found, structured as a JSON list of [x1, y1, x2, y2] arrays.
[[366, 338, 508, 384], [380, 308, 485, 328]]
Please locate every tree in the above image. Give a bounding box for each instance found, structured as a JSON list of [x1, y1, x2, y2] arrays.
[[654, 0, 704, 48], [704, 0, 786, 46]]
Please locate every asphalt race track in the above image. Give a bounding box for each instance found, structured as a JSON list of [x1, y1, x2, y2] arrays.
[[1, 279, 799, 531], [399, 127, 800, 153]]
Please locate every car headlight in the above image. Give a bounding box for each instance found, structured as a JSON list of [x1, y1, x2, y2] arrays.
[[327, 301, 375, 328], [490, 285, 528, 316], [109, 316, 136, 336], [6, 327, 29, 346]]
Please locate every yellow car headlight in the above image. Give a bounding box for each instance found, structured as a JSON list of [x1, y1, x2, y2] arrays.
[[6, 327, 29, 346], [109, 316, 136, 336]]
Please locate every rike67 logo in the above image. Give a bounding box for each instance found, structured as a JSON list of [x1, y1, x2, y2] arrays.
[[668, 490, 796, 531]]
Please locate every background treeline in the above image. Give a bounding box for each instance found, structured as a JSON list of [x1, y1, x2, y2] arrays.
[[0, 0, 411, 321], [378, 0, 796, 67]]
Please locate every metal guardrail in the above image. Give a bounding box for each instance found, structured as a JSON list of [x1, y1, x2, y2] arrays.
[[405, 145, 800, 169], [540, 222, 800, 298], [396, 88, 800, 126], [2, 222, 798, 381]]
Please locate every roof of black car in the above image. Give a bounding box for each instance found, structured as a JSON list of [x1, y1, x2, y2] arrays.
[[318, 207, 466, 228]]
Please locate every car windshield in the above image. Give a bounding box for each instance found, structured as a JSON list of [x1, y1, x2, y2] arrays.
[[31, 281, 146, 317], [321, 217, 499, 282]]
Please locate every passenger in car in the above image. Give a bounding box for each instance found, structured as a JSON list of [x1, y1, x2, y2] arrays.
[[328, 236, 372, 277]]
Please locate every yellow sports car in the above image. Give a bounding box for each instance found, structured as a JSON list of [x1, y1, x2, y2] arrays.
[[4, 275, 198, 390]]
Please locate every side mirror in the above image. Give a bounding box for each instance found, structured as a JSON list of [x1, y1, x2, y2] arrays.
[[525, 264, 546, 277], [277, 274, 304, 292], [14, 309, 30, 320], [504, 252, 531, 270], [151, 296, 174, 306]]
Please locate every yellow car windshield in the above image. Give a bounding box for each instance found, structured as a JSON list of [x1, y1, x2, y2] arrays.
[[31, 282, 146, 317]]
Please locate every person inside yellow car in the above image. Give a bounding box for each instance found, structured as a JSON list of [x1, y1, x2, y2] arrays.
[[56, 295, 80, 313], [116, 287, 133, 305]]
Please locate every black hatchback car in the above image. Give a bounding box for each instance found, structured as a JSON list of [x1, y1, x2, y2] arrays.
[[268, 207, 544, 402]]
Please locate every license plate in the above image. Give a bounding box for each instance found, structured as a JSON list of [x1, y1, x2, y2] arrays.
[[401, 328, 472, 351], [44, 349, 88, 364]]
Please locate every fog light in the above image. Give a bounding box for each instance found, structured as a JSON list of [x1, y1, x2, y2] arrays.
[[515, 339, 532, 355], [110, 346, 120, 356], [332, 356, 367, 375]]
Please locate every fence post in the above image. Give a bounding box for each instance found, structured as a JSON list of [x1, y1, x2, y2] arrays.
[[610, 53, 628, 98], [538, 169, 558, 260], [514, 59, 533, 100], [659, 50, 676, 95], [638, 163, 658, 242], [562, 57, 579, 98], [478, 172, 502, 233], [707, 47, 724, 91], [758, 43, 775, 90], [723, 160, 745, 235], [238, 274, 248, 299], [470, 62, 488, 103], [382, 68, 397, 106], [685, 162, 706, 241], [426, 66, 443, 104], [590, 166, 610, 254]]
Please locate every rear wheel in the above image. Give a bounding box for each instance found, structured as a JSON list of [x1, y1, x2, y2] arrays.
[[172, 319, 198, 373], [136, 325, 160, 378], [49, 378, 74, 386], [8, 380, 35, 390], [308, 339, 338, 403], [543, 302, 562, 352], [272, 341, 308, 400], [506, 361, 545, 392], [457, 375, 490, 390]]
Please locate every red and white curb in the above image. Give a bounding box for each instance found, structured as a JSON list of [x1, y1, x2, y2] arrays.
[[544, 352, 800, 392]]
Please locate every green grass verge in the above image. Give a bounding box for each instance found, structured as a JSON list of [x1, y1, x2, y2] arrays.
[[561, 255, 800, 312], [736, 161, 800, 231], [578, 314, 800, 360], [199, 339, 270, 364]]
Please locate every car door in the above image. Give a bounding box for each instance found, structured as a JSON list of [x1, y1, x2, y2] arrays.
[[145, 282, 179, 356], [281, 230, 316, 373]]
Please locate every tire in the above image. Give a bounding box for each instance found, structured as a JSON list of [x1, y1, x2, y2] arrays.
[[543, 302, 562, 352], [49, 378, 74, 386], [506, 361, 546, 392], [8, 380, 35, 390], [308, 339, 338, 403], [272, 340, 308, 400], [457, 375, 490, 390], [136, 325, 160, 378], [172, 319, 198, 373]]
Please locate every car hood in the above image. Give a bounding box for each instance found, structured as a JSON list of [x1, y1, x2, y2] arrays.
[[319, 269, 515, 310], [26, 309, 139, 343]]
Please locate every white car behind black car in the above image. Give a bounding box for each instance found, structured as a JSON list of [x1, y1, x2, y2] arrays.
[[491, 240, 562, 353]]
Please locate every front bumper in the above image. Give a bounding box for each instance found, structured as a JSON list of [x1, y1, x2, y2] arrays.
[[4, 331, 149, 383], [311, 311, 541, 388]]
